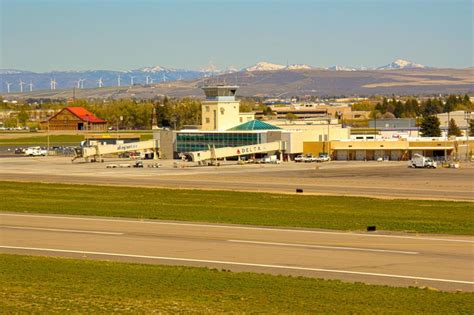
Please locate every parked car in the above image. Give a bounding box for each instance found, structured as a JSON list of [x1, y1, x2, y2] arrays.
[[315, 153, 331, 162], [24, 147, 47, 156], [303, 154, 317, 163], [294, 155, 305, 162]]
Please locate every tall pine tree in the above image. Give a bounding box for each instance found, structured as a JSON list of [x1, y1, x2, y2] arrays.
[[420, 115, 441, 137], [448, 118, 462, 137]]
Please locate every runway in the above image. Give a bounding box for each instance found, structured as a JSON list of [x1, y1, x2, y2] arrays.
[[1, 212, 473, 292]]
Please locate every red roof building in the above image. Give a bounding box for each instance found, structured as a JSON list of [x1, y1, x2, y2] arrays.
[[42, 107, 107, 131]]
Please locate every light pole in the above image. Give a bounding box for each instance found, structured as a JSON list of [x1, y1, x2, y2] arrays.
[[374, 113, 377, 139], [47, 120, 50, 156], [465, 111, 471, 161], [327, 116, 331, 154], [116, 115, 123, 141]]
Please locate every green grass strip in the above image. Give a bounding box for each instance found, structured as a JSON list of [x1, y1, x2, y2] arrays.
[[0, 135, 84, 146], [0, 134, 152, 146], [1, 181, 473, 234], [1, 254, 472, 313]]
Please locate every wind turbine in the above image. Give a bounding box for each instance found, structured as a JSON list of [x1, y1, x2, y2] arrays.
[[28, 81, 34, 92], [130, 76, 135, 86], [80, 79, 85, 89], [117, 75, 121, 87], [145, 75, 150, 85], [75, 79, 81, 89], [97, 77, 104, 88], [162, 73, 167, 83], [19, 80, 25, 93], [50, 78, 57, 90], [5, 82, 12, 93]]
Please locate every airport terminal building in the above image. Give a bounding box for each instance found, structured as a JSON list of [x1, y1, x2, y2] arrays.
[[155, 85, 349, 160]]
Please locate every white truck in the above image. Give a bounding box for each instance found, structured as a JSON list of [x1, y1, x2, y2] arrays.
[[24, 147, 47, 156], [408, 154, 437, 168]]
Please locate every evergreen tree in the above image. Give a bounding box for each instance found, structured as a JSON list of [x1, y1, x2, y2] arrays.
[[420, 115, 441, 137], [448, 118, 462, 137], [463, 94, 471, 106], [469, 120, 474, 137], [444, 95, 457, 113], [394, 101, 405, 118], [18, 108, 29, 127]]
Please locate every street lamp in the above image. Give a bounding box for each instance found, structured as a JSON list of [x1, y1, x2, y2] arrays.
[[116, 115, 123, 141], [465, 111, 471, 160]]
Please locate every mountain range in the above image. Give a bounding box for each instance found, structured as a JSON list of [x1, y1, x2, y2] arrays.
[[0, 59, 469, 95]]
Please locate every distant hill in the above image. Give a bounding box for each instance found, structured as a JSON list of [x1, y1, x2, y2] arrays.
[[2, 67, 472, 100], [0, 59, 441, 93], [1, 59, 472, 99]]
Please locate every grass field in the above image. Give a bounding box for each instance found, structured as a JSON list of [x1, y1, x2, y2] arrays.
[[1, 254, 472, 313], [0, 133, 152, 146], [0, 134, 85, 146], [2, 181, 473, 234]]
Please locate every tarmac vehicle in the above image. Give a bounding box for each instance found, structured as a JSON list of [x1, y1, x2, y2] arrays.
[[133, 161, 144, 168], [24, 147, 47, 156], [408, 154, 437, 168], [261, 155, 281, 164]]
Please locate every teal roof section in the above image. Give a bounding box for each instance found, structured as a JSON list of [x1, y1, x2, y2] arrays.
[[229, 120, 281, 131]]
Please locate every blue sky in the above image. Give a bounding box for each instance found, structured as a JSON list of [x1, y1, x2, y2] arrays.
[[1, 0, 472, 71]]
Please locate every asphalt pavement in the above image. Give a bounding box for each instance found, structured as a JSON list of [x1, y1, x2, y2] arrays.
[[1, 212, 473, 292]]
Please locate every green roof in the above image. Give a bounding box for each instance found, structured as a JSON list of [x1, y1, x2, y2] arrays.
[[229, 120, 281, 131]]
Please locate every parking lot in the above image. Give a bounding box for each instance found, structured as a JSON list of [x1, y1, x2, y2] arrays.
[[1, 156, 473, 201]]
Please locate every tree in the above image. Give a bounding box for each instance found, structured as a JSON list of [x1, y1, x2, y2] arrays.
[[239, 98, 256, 112], [393, 101, 405, 118], [469, 120, 474, 137], [18, 108, 29, 127], [420, 115, 441, 137], [383, 112, 395, 119], [3, 117, 18, 128], [263, 106, 274, 117], [448, 118, 462, 137], [285, 113, 297, 122], [351, 101, 374, 111]]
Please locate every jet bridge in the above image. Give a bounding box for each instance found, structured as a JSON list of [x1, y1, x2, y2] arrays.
[[186, 141, 286, 164], [73, 139, 159, 162]]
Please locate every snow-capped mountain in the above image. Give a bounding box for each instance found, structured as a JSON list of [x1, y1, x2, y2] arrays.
[[223, 65, 239, 73], [377, 59, 426, 70], [136, 65, 170, 73], [326, 65, 358, 71], [0, 69, 34, 75], [286, 64, 313, 70], [244, 61, 286, 72]]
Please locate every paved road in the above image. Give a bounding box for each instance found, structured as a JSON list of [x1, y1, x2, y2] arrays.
[[1, 212, 473, 292]]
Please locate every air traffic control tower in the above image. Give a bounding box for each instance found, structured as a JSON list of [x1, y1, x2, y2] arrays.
[[201, 85, 241, 131]]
